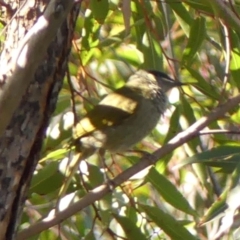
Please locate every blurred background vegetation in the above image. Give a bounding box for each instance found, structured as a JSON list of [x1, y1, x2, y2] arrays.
[[19, 0, 240, 239]]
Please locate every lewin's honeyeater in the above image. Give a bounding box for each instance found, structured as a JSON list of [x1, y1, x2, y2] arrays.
[[60, 69, 183, 195]]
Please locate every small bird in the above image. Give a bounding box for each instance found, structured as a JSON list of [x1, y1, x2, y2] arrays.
[[73, 69, 183, 156], [60, 70, 183, 195]]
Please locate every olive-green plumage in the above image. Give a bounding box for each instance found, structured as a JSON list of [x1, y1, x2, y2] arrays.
[[72, 69, 183, 160], [59, 69, 183, 196]]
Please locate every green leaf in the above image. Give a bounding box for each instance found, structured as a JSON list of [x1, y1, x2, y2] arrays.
[[40, 148, 69, 162], [200, 162, 240, 224], [132, 1, 163, 69], [90, 0, 109, 24], [176, 145, 240, 173], [185, 0, 214, 15], [168, 0, 193, 26], [141, 205, 198, 240], [199, 191, 228, 225], [182, 17, 206, 65], [87, 163, 104, 187], [180, 96, 200, 150], [113, 214, 147, 240], [147, 168, 198, 217], [164, 105, 181, 144], [85, 230, 97, 240], [30, 161, 64, 194], [185, 67, 220, 99], [230, 30, 240, 89]]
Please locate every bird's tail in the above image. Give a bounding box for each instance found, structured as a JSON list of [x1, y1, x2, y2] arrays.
[[58, 144, 96, 198]]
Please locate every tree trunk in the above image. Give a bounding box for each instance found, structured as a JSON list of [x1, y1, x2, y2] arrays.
[[0, 1, 80, 239]]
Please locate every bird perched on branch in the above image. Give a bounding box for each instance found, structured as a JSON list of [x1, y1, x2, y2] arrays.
[[60, 69, 183, 195], [73, 69, 183, 155]]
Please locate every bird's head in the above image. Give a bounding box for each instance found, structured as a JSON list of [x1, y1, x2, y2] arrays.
[[147, 70, 183, 92], [126, 69, 183, 95]]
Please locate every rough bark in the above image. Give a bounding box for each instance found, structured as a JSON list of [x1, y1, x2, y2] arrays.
[[0, 1, 80, 239]]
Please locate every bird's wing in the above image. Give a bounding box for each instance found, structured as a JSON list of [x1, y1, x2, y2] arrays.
[[73, 87, 140, 139]]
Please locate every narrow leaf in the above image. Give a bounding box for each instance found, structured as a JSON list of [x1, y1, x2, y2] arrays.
[[141, 205, 198, 240], [182, 17, 206, 65], [114, 214, 147, 240]]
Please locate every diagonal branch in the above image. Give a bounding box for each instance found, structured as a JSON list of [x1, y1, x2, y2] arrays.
[[17, 93, 240, 239]]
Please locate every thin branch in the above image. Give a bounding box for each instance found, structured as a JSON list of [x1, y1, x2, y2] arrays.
[[199, 129, 240, 135], [17, 93, 240, 239], [219, 20, 230, 97]]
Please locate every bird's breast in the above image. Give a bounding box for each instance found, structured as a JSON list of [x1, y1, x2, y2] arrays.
[[102, 97, 162, 152]]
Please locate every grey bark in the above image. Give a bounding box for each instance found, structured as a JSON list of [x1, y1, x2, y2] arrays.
[[0, 1, 80, 239]]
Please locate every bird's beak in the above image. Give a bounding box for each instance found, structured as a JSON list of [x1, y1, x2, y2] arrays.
[[177, 81, 191, 86]]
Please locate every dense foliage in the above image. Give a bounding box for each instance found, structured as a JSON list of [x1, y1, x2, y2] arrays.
[[18, 1, 240, 239]]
